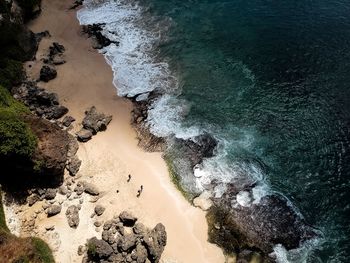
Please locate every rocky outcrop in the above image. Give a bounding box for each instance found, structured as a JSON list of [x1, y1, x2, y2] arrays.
[[207, 189, 318, 259], [84, 211, 167, 263], [12, 81, 69, 120], [40, 65, 57, 82], [82, 106, 112, 134], [66, 155, 82, 176], [81, 23, 119, 49], [174, 133, 218, 168], [24, 115, 69, 185], [76, 128, 93, 142], [43, 42, 66, 65], [131, 98, 166, 152]]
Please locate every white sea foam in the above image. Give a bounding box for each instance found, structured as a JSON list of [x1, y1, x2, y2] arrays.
[[77, 0, 271, 204], [272, 237, 322, 263]]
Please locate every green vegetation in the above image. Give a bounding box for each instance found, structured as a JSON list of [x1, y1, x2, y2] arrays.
[[164, 156, 194, 202], [0, 58, 24, 88], [31, 238, 55, 263], [0, 85, 37, 157], [87, 242, 97, 257]]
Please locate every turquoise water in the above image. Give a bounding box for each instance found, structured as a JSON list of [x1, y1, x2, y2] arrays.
[[78, 0, 350, 262]]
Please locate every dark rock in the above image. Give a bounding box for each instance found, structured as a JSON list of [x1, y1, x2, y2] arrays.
[[134, 243, 148, 263], [27, 194, 39, 206], [44, 188, 57, 200], [143, 223, 167, 263], [175, 133, 217, 167], [49, 42, 65, 56], [119, 211, 137, 227], [45, 105, 68, 120], [67, 134, 79, 157], [40, 65, 57, 82], [103, 220, 114, 231], [82, 24, 119, 49], [69, 0, 83, 10], [66, 205, 80, 228], [67, 155, 82, 176], [118, 233, 137, 252], [77, 128, 93, 142], [47, 204, 62, 217], [35, 30, 51, 41], [95, 204, 106, 216], [74, 182, 84, 195], [207, 194, 318, 256], [133, 223, 147, 237], [87, 237, 113, 259], [62, 115, 75, 127], [82, 106, 112, 134]]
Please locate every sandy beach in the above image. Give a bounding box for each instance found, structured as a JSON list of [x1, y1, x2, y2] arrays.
[[4, 0, 225, 262]]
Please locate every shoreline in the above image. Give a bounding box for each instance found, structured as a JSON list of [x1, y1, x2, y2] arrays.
[[4, 0, 225, 262]]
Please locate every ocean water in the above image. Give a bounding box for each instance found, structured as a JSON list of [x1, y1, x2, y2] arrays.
[[77, 0, 350, 262]]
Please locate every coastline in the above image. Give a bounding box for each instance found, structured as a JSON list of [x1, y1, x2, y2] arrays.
[[4, 0, 225, 262]]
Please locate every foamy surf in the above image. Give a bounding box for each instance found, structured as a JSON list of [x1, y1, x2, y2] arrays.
[[76, 0, 321, 260]]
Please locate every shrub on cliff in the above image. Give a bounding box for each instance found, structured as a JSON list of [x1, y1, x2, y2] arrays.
[[0, 85, 36, 157]]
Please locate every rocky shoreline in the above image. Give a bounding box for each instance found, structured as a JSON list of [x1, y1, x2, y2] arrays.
[[80, 18, 320, 263]]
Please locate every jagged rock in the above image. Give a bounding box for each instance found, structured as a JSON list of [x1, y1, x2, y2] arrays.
[[134, 243, 148, 263], [44, 188, 57, 200], [103, 220, 114, 230], [82, 24, 119, 49], [62, 115, 75, 127], [52, 54, 66, 65], [27, 194, 39, 206], [208, 193, 318, 256], [118, 233, 137, 252], [67, 155, 82, 176], [47, 204, 62, 217], [174, 133, 217, 167], [66, 205, 80, 228], [144, 223, 167, 263], [40, 65, 57, 82], [133, 223, 147, 237], [82, 106, 112, 134], [77, 128, 93, 142], [95, 204, 105, 216], [119, 211, 137, 227], [83, 182, 100, 196], [87, 237, 113, 259], [108, 253, 124, 262], [45, 105, 68, 120], [116, 222, 125, 236], [67, 134, 79, 157]]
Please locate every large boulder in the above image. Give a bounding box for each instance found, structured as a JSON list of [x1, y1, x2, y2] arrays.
[[40, 65, 57, 82], [82, 106, 112, 134], [66, 155, 81, 176], [119, 211, 137, 227], [207, 191, 318, 257], [76, 128, 92, 142], [143, 223, 167, 263], [66, 205, 80, 228], [87, 237, 113, 259], [47, 204, 62, 217]]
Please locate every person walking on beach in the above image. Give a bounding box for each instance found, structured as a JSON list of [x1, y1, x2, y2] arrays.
[[127, 174, 131, 182], [137, 185, 143, 198]]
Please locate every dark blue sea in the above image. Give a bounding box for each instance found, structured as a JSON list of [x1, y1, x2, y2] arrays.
[[78, 0, 350, 262]]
